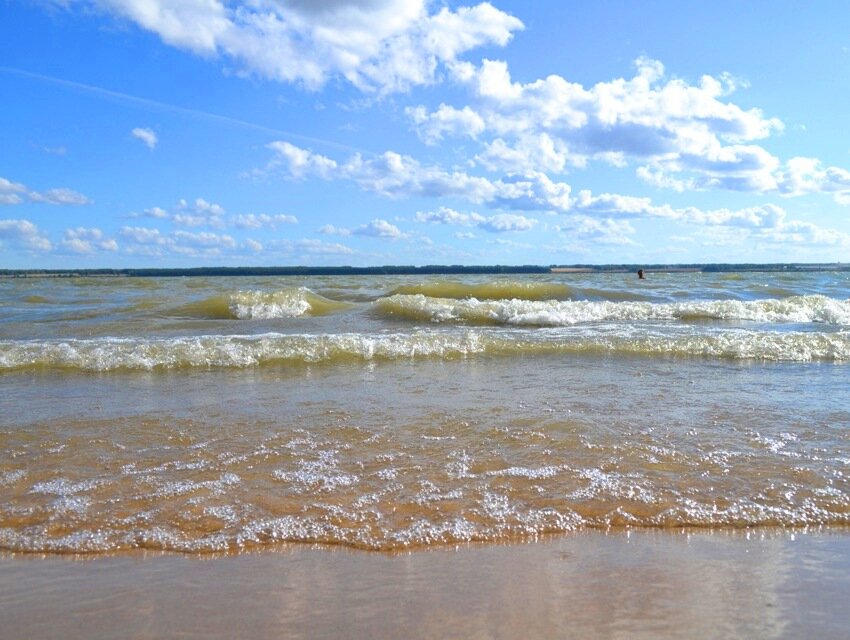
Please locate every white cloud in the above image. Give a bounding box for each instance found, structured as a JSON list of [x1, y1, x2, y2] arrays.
[[416, 206, 483, 226], [555, 216, 637, 246], [244, 238, 263, 252], [406, 104, 486, 144], [0, 178, 27, 205], [318, 224, 351, 236], [407, 57, 824, 196], [173, 197, 226, 227], [120, 225, 239, 257], [265, 141, 340, 179], [173, 230, 236, 249], [1, 176, 91, 206], [131, 127, 158, 149], [232, 213, 298, 229], [477, 212, 537, 232], [60, 227, 118, 254], [416, 206, 536, 233], [569, 190, 850, 248], [263, 142, 573, 211], [120, 225, 169, 246], [77, 0, 523, 94], [29, 188, 93, 206], [475, 134, 573, 174], [775, 157, 850, 203], [143, 206, 169, 218], [178, 197, 225, 216], [294, 239, 355, 255], [0, 219, 52, 251], [352, 218, 405, 238]]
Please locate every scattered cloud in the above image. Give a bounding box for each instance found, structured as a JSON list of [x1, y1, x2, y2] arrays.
[[119, 225, 238, 258], [0, 218, 53, 252], [555, 216, 637, 246], [31, 143, 67, 156], [293, 239, 355, 255], [262, 143, 573, 211], [318, 224, 351, 237], [60, 227, 118, 254], [477, 212, 537, 232], [416, 206, 537, 233], [232, 213, 298, 229], [1, 177, 91, 206], [352, 218, 406, 238], [0, 178, 26, 205], [131, 127, 158, 149]]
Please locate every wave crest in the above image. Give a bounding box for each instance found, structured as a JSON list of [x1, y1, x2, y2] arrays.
[[374, 294, 850, 326], [172, 288, 349, 320], [2, 328, 849, 371]]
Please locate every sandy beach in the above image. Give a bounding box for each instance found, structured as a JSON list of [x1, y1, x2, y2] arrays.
[[1, 529, 848, 639]]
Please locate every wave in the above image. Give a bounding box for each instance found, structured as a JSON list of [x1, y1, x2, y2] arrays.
[[374, 294, 850, 326], [388, 280, 647, 302], [3, 507, 847, 553], [172, 288, 350, 320], [1, 465, 846, 552], [389, 280, 576, 301], [2, 327, 849, 371]]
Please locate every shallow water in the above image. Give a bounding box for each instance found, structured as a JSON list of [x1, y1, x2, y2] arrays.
[[1, 271, 848, 552]]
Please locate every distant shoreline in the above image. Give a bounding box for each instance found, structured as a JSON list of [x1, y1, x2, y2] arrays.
[[0, 263, 846, 278]]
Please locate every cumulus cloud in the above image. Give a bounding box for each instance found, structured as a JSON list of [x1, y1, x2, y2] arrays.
[[416, 206, 483, 226], [1, 176, 91, 206], [244, 238, 263, 252], [266, 141, 339, 179], [318, 224, 351, 237], [416, 206, 536, 233], [232, 213, 298, 229], [292, 238, 355, 255], [0, 218, 52, 252], [406, 57, 850, 198], [353, 218, 406, 238], [60, 227, 118, 254], [0, 178, 27, 205], [477, 212, 537, 232], [70, 0, 523, 93], [406, 104, 486, 144], [120, 225, 239, 257], [775, 157, 850, 203], [555, 216, 637, 246], [568, 190, 850, 248], [262, 142, 573, 211], [148, 197, 228, 227], [131, 127, 158, 149]]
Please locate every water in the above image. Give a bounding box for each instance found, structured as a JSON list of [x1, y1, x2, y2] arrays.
[[1, 270, 848, 552]]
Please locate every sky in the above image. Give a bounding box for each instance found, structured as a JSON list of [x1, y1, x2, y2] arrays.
[[2, 1, 850, 268]]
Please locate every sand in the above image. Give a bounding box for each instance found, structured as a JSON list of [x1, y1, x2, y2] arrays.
[[1, 529, 848, 639]]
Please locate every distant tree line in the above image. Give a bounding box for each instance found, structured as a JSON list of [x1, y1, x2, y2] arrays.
[[1, 263, 846, 278]]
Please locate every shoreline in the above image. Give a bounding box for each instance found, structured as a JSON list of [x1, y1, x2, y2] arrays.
[[1, 262, 847, 278], [2, 529, 848, 639]]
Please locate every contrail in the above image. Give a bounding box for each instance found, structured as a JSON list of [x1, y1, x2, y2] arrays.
[[0, 66, 372, 156]]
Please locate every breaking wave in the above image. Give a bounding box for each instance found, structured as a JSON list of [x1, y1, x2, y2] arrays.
[[2, 327, 849, 371], [172, 288, 350, 320], [374, 294, 850, 326]]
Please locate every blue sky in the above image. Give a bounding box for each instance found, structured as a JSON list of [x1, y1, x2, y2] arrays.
[[2, 1, 850, 268]]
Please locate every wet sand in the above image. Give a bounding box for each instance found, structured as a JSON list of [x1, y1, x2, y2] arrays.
[[1, 529, 848, 639]]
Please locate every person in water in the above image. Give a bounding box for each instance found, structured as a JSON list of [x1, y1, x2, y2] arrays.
[[637, 269, 645, 279]]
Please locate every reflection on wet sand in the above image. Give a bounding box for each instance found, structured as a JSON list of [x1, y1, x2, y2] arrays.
[[1, 529, 848, 639]]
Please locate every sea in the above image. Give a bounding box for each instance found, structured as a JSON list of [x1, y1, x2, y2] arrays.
[[1, 269, 848, 553]]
